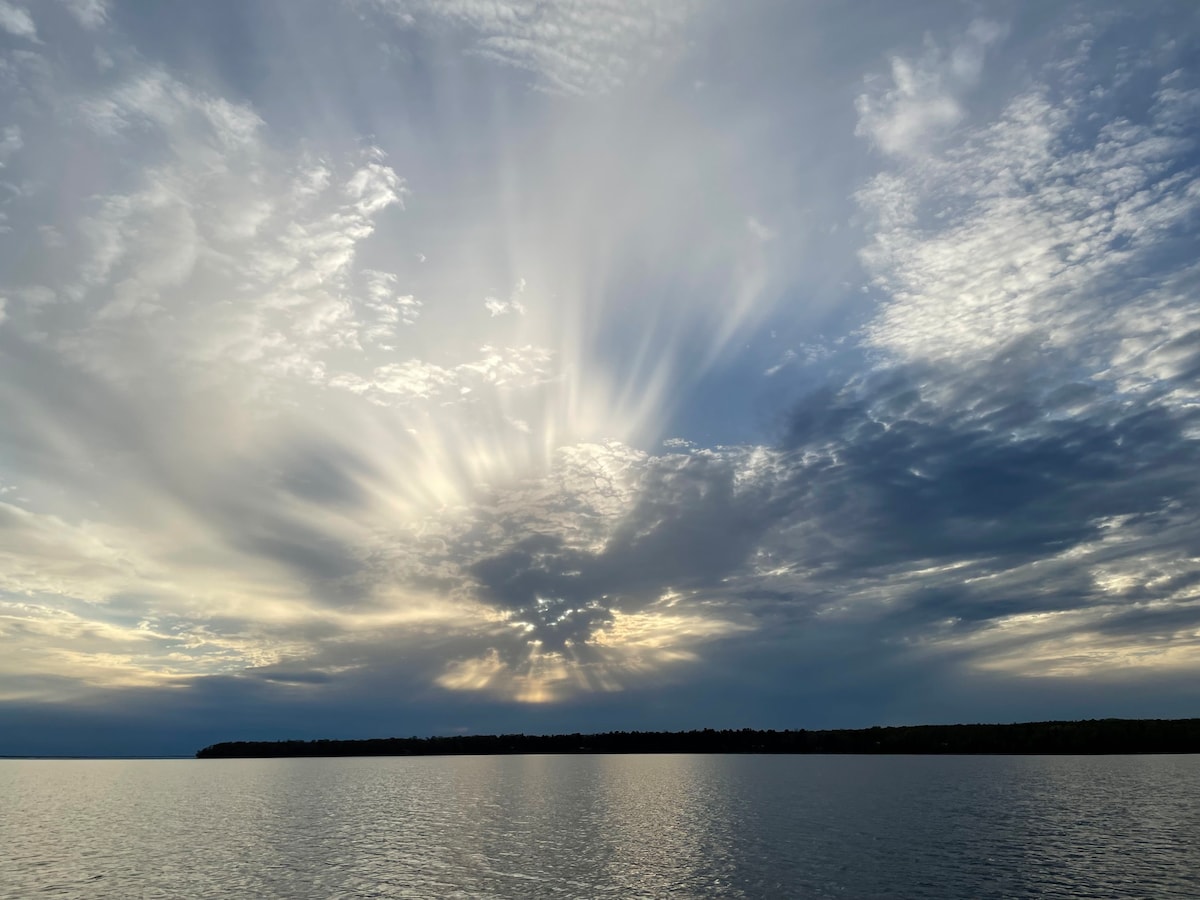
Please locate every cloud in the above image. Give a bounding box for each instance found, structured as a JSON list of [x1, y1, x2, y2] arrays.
[[0, 124, 20, 163], [368, 0, 701, 94], [856, 36, 1200, 414], [3, 1, 1200, 754], [0, 1, 36, 40], [856, 19, 1007, 158], [484, 277, 526, 317], [764, 349, 796, 377], [809, 19, 1200, 683], [58, 0, 108, 30], [15, 63, 410, 391], [360, 269, 420, 342]]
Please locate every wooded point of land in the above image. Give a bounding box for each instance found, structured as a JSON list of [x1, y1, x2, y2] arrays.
[[196, 718, 1200, 758]]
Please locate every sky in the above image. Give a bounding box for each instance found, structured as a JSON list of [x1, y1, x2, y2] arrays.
[[1, 1, 1199, 757]]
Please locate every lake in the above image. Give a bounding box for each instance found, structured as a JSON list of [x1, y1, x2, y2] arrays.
[[2, 754, 1198, 898]]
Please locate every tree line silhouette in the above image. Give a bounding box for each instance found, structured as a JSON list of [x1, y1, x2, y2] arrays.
[[196, 718, 1200, 758]]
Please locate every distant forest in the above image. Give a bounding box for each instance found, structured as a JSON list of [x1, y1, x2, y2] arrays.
[[196, 718, 1200, 758]]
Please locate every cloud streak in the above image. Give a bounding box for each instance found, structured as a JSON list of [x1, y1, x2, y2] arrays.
[[368, 0, 701, 95]]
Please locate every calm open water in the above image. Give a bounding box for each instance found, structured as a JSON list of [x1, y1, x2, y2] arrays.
[[2, 754, 1198, 898]]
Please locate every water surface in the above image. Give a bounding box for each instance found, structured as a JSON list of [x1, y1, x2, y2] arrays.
[[2, 754, 1198, 898]]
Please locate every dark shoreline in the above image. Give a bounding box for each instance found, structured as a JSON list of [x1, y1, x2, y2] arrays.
[[196, 717, 1200, 758]]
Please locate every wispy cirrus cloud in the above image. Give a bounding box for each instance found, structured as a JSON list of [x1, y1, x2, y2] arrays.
[[368, 0, 701, 94]]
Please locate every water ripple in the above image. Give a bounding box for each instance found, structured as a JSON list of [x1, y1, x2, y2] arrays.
[[2, 754, 1199, 899]]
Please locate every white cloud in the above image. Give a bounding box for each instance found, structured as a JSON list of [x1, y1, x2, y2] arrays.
[[855, 20, 1006, 158], [746, 216, 774, 242], [332, 344, 556, 406], [369, 0, 700, 94], [80, 70, 264, 147], [459, 343, 553, 387], [484, 276, 526, 317], [484, 296, 511, 316], [41, 67, 408, 388], [352, 359, 455, 399], [0, 124, 20, 164], [360, 268, 420, 342], [0, 1, 35, 40], [857, 54, 1200, 406], [342, 152, 407, 214], [763, 349, 796, 377], [58, 0, 108, 29]]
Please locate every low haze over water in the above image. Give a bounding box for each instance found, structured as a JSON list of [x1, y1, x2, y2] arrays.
[[3, 754, 1198, 899]]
